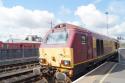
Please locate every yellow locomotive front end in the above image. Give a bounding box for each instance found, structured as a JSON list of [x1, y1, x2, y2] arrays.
[[39, 24, 74, 77], [39, 48, 73, 76]]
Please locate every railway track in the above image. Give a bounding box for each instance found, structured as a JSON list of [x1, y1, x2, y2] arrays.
[[0, 61, 112, 83], [0, 62, 71, 83], [0, 60, 109, 83], [0, 55, 117, 83], [0, 67, 40, 83], [0, 66, 71, 83], [0, 61, 39, 74], [0, 61, 41, 83]]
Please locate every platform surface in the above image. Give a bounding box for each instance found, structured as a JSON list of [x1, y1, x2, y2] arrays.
[[73, 62, 125, 83], [118, 48, 125, 64]]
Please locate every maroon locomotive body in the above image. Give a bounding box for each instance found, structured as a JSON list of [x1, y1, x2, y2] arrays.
[[39, 23, 119, 78]]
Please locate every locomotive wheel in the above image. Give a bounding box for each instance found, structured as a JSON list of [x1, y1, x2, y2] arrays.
[[54, 72, 72, 83], [65, 77, 72, 83], [41, 77, 48, 83], [55, 77, 71, 83], [36, 77, 48, 83]]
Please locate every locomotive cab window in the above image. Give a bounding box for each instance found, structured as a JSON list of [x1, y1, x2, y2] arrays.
[[81, 35, 87, 44], [46, 30, 68, 44]]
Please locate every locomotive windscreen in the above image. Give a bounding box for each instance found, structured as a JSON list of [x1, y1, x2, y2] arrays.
[[46, 30, 68, 44]]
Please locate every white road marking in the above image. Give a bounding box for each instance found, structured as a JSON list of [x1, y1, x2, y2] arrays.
[[99, 63, 117, 83]]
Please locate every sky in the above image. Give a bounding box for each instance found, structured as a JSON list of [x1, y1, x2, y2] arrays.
[[0, 0, 125, 41]]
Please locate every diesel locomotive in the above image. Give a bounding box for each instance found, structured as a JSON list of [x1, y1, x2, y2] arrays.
[[39, 23, 119, 80]]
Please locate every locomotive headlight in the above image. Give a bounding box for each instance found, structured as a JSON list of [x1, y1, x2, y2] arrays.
[[61, 60, 70, 66], [64, 61, 70, 65]]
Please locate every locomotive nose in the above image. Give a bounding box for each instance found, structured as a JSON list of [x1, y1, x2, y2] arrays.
[[39, 48, 73, 68]]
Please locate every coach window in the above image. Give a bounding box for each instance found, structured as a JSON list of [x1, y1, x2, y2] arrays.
[[81, 35, 87, 44], [33, 44, 36, 48], [4, 44, 8, 49]]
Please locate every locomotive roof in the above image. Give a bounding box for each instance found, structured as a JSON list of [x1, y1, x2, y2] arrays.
[[53, 23, 117, 41], [54, 23, 89, 32]]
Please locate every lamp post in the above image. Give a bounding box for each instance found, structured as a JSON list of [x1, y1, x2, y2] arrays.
[[105, 12, 109, 35], [50, 21, 53, 29], [47, 20, 54, 29]]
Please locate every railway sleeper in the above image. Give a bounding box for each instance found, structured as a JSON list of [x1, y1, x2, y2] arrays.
[[0, 62, 39, 74]]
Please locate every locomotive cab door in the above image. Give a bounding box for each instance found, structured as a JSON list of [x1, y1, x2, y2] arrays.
[[81, 33, 93, 60], [73, 32, 88, 62], [73, 32, 93, 63], [81, 33, 88, 60]]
